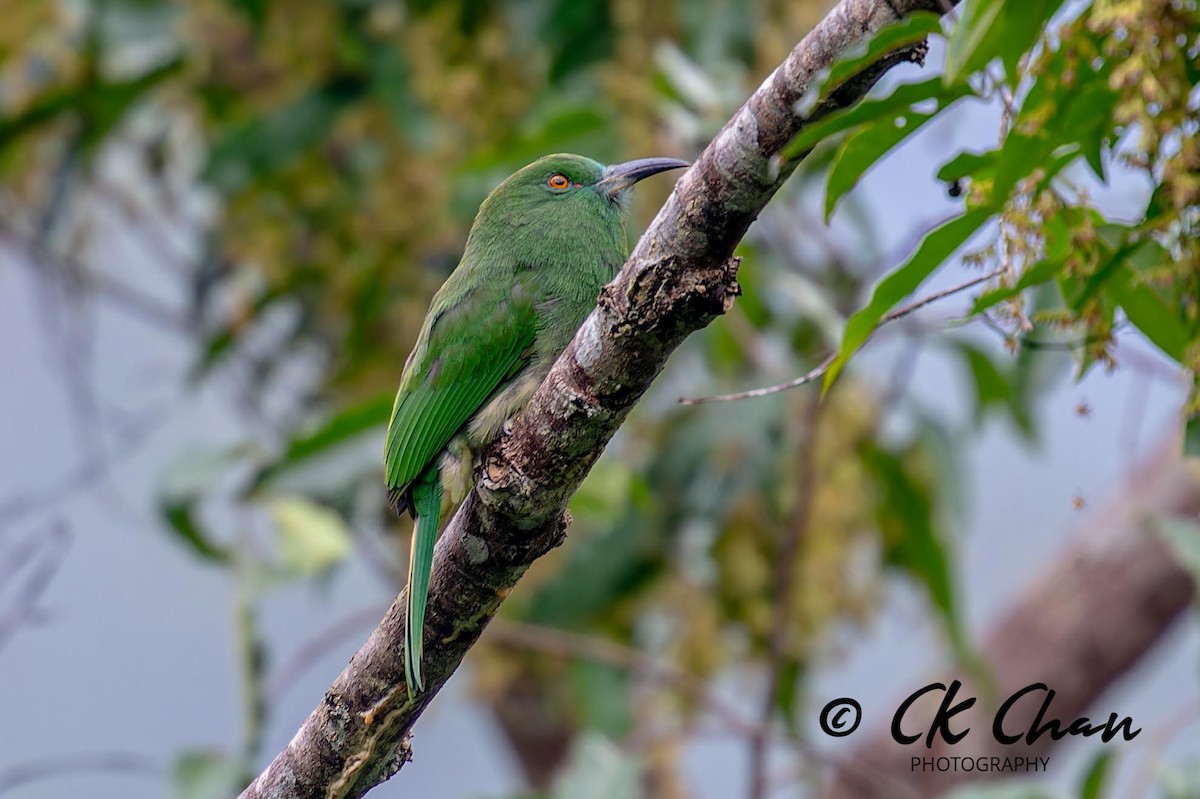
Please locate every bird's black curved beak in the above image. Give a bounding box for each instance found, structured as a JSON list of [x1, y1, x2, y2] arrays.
[[598, 157, 689, 199]]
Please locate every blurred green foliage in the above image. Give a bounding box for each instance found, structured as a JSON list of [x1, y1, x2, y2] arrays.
[[802, 1, 1200, 409]]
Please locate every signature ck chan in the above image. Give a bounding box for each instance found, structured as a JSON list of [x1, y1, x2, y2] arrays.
[[891, 680, 1142, 748]]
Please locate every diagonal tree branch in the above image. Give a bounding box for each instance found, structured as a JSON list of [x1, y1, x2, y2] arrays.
[[240, 1, 958, 796], [680, 267, 1006, 405]]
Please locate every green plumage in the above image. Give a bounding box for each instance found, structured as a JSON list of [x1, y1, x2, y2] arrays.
[[385, 153, 687, 693]]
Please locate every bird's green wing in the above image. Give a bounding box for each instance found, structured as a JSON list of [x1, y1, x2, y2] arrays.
[[388, 276, 537, 696], [385, 280, 537, 498]]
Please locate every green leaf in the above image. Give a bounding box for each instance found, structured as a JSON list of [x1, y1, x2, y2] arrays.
[[915, 412, 972, 528], [0, 90, 79, 157], [937, 149, 997, 183], [1079, 750, 1113, 799], [1035, 143, 1086, 194], [973, 32, 1115, 200], [1123, 238, 1170, 272], [1108, 264, 1189, 361], [786, 77, 949, 157], [1044, 209, 1082, 262], [161, 501, 232, 565], [158, 446, 255, 565], [193, 327, 237, 378], [1057, 255, 1119, 381], [823, 90, 968, 218], [233, 594, 267, 768], [944, 0, 1004, 84], [1057, 85, 1119, 181], [997, 0, 1066, 80], [1095, 223, 1129, 250], [952, 341, 1035, 439], [860, 441, 961, 642], [0, 59, 183, 159], [959, 344, 1009, 415], [250, 392, 393, 491], [269, 497, 354, 578], [775, 657, 805, 735], [1005, 49, 1116, 189], [991, 131, 1046, 208], [1052, 211, 1114, 301], [79, 59, 186, 152], [823, 209, 992, 390], [1071, 240, 1134, 310], [821, 12, 945, 94]]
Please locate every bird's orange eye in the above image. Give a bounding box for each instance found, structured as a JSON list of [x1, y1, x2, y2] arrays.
[[548, 173, 570, 189]]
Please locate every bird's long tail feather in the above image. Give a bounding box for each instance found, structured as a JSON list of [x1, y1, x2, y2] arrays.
[[405, 467, 442, 694]]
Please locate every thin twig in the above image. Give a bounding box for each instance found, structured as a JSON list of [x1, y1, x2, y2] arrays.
[[877, 335, 926, 425], [681, 268, 1005, 405], [0, 524, 71, 655], [748, 392, 822, 799], [268, 604, 390, 701], [92, 177, 195, 275], [0, 226, 190, 335], [0, 752, 161, 796], [1015, 321, 1130, 351], [0, 409, 166, 527], [489, 618, 923, 799], [487, 618, 761, 739]]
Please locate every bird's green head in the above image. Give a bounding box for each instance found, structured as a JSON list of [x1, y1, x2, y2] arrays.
[[469, 153, 688, 248]]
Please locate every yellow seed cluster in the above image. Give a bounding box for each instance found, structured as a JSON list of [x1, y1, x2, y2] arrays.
[[967, 2, 1198, 393]]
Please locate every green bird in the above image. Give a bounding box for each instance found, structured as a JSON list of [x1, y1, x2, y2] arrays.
[[385, 153, 688, 693]]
